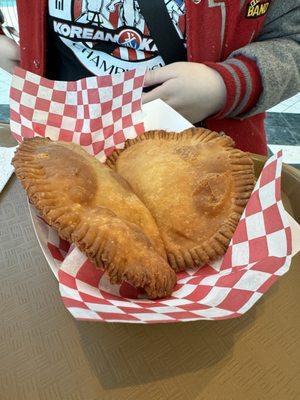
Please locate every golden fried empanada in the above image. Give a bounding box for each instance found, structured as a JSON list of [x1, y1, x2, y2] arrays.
[[12, 138, 176, 299], [107, 128, 255, 271]]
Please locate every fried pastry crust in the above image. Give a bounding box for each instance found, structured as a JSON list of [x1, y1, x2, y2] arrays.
[[12, 137, 176, 299], [107, 128, 255, 271]]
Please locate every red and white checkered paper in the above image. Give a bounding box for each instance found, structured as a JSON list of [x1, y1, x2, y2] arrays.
[[11, 68, 295, 323], [10, 67, 145, 159]]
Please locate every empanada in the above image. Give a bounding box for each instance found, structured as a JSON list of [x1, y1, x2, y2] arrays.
[[12, 138, 176, 299], [107, 128, 255, 271]]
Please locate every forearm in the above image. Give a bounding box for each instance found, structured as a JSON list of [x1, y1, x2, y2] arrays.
[[230, 37, 299, 118], [204, 54, 262, 119]]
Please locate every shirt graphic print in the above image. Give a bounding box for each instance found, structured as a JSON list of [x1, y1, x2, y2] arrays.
[[48, 0, 186, 75]]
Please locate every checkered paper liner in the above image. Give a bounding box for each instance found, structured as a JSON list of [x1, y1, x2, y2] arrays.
[[28, 153, 293, 322], [10, 67, 145, 159], [10, 68, 295, 323]]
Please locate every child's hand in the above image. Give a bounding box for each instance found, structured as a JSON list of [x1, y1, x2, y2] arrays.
[[143, 62, 226, 123], [0, 35, 20, 73]]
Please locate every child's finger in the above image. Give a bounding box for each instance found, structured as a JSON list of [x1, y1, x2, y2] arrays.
[[144, 65, 175, 88], [142, 85, 167, 104]]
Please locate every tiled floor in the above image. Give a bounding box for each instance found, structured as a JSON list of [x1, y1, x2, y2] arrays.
[[0, 67, 299, 166], [265, 112, 300, 168], [268, 92, 300, 114]]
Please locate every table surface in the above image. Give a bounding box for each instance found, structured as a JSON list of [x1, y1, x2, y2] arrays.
[[0, 176, 300, 400]]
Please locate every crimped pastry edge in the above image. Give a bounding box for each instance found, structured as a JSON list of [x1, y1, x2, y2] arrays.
[[106, 128, 255, 271], [12, 137, 177, 298]]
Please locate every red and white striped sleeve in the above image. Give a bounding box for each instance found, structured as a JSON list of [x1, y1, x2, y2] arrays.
[[204, 54, 263, 119]]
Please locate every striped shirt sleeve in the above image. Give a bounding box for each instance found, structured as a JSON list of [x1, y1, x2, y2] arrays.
[[204, 55, 263, 119]]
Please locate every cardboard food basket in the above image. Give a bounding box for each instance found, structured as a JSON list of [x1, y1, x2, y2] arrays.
[[8, 67, 300, 324]]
